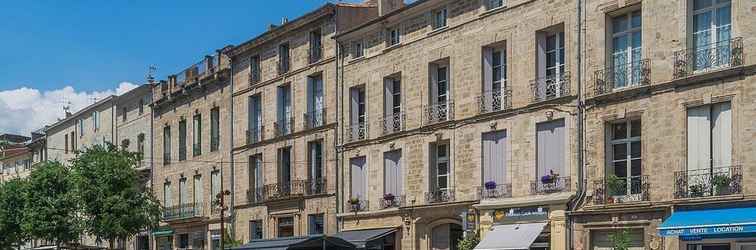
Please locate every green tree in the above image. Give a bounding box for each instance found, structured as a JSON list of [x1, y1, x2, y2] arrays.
[[0, 178, 28, 249], [22, 161, 81, 247], [457, 231, 480, 250], [71, 143, 161, 249], [609, 229, 632, 250]]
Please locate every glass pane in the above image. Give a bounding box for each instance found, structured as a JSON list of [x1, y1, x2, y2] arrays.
[[631, 120, 641, 137], [694, 0, 712, 10], [546, 52, 556, 68], [693, 12, 713, 38], [438, 176, 448, 189], [438, 162, 448, 175], [546, 35, 556, 50], [613, 15, 629, 33], [613, 161, 628, 177], [631, 32, 642, 50], [716, 5, 732, 43], [631, 141, 641, 158], [613, 143, 628, 161], [631, 11, 642, 28], [613, 35, 629, 55], [612, 123, 627, 140], [631, 159, 642, 176], [437, 145, 447, 157]]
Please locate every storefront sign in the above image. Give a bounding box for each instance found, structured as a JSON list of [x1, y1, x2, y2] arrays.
[[659, 224, 756, 237], [493, 206, 549, 223]]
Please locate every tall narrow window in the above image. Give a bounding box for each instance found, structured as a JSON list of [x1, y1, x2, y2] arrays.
[[193, 114, 202, 157], [211, 108, 220, 152], [71, 131, 76, 152], [430, 142, 451, 195], [482, 45, 507, 112], [608, 120, 642, 198], [309, 29, 322, 63], [179, 120, 187, 161], [92, 111, 99, 131], [428, 61, 451, 123], [278, 147, 292, 190], [536, 27, 566, 101], [250, 220, 263, 240], [545, 32, 566, 79], [277, 217, 294, 238], [350, 156, 367, 208], [248, 95, 262, 143], [308, 214, 324, 235], [691, 0, 732, 70], [122, 107, 128, 122], [211, 170, 221, 202], [249, 154, 263, 202], [277, 85, 292, 136], [179, 178, 188, 206], [193, 175, 203, 205], [536, 119, 567, 192], [352, 40, 364, 58], [383, 76, 402, 134], [163, 126, 171, 165], [687, 102, 731, 170], [78, 119, 84, 137], [250, 55, 261, 83], [482, 131, 508, 198], [137, 133, 145, 158], [278, 43, 290, 74], [307, 74, 324, 128], [387, 27, 400, 46], [383, 150, 403, 207], [432, 8, 448, 30], [308, 141, 324, 195], [486, 0, 505, 10], [138, 98, 144, 115], [611, 11, 642, 88], [349, 86, 366, 141], [65, 134, 69, 154], [163, 182, 172, 208]]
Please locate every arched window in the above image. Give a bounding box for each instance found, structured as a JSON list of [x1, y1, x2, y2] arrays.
[[431, 223, 463, 250]]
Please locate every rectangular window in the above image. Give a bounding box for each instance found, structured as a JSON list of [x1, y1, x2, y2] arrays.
[[250, 220, 263, 240], [608, 120, 642, 196], [193, 175, 203, 205], [350, 156, 367, 205], [65, 134, 69, 154], [139, 98, 144, 115], [211, 108, 220, 152], [163, 182, 172, 208], [277, 84, 292, 135], [307, 74, 325, 128], [163, 126, 172, 165], [545, 32, 565, 79], [482, 46, 507, 111], [137, 134, 145, 158], [349, 86, 366, 141], [277, 217, 294, 238], [211, 170, 221, 202], [432, 8, 448, 30], [278, 147, 292, 186], [687, 102, 731, 170], [193, 114, 202, 157], [536, 27, 566, 100], [308, 141, 323, 182], [352, 40, 364, 58], [308, 214, 324, 235], [278, 43, 290, 74], [384, 76, 402, 118], [250, 55, 261, 83], [482, 130, 507, 187], [179, 178, 188, 205], [71, 131, 76, 152], [430, 142, 450, 192], [691, 0, 732, 70], [610, 11, 643, 88], [384, 150, 403, 196], [248, 95, 263, 143], [249, 154, 263, 202], [310, 29, 322, 63], [486, 0, 505, 10], [122, 107, 128, 122], [92, 111, 99, 131], [431, 63, 449, 106], [179, 120, 187, 161], [178, 234, 189, 249], [79, 119, 84, 137], [387, 28, 400, 46], [536, 119, 566, 179]]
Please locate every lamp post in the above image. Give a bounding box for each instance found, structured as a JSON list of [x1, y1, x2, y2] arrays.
[[215, 189, 231, 249]]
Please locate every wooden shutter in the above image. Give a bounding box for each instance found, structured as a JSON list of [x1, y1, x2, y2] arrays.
[[350, 157, 367, 200], [687, 105, 711, 171], [537, 119, 566, 177], [384, 151, 403, 195], [711, 102, 731, 167]]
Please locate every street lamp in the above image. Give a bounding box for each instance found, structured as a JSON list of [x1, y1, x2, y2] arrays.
[[214, 189, 231, 249]]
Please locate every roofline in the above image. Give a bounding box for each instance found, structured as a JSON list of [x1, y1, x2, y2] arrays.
[[334, 0, 431, 39], [45, 95, 116, 131]]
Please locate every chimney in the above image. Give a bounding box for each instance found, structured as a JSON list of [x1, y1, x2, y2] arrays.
[[281, 17, 289, 25], [374, 0, 404, 16]]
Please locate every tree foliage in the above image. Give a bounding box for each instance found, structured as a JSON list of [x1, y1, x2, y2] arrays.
[[21, 161, 81, 246], [457, 231, 480, 250], [609, 229, 632, 250], [70, 143, 161, 246], [0, 178, 28, 249]]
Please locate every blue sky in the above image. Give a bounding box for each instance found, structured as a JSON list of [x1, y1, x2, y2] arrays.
[[0, 0, 363, 135], [0, 0, 355, 92]]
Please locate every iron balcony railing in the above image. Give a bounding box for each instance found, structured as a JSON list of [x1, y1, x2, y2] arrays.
[[304, 109, 326, 130], [594, 59, 651, 96], [162, 202, 205, 221], [246, 187, 264, 204], [246, 126, 264, 145], [274, 118, 294, 137], [674, 37, 744, 79], [305, 178, 327, 196], [674, 165, 742, 199], [592, 175, 649, 205], [346, 122, 368, 143], [478, 183, 512, 200], [262, 180, 306, 201], [530, 72, 570, 102], [425, 188, 455, 204], [347, 199, 369, 212], [172, 56, 217, 90], [530, 176, 571, 195], [380, 112, 405, 135], [423, 102, 454, 125], [379, 194, 406, 209], [477, 87, 512, 114]]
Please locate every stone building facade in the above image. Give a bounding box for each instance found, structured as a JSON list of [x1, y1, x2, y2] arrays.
[[571, 1, 756, 250], [225, 2, 377, 244], [46, 96, 117, 164], [334, 0, 580, 249], [150, 49, 233, 250]]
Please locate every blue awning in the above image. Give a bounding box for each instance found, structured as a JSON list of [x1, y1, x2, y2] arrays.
[[659, 206, 756, 238]]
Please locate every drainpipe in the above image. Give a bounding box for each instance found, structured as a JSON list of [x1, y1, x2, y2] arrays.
[[568, 0, 586, 250], [334, 38, 343, 233], [227, 50, 237, 239]]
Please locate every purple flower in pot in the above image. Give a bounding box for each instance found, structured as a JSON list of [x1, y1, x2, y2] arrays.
[[383, 193, 395, 201], [484, 181, 497, 190]]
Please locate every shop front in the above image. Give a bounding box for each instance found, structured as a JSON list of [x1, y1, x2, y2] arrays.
[[659, 205, 756, 250], [475, 202, 568, 250]]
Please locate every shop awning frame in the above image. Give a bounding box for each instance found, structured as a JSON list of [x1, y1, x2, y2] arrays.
[[474, 222, 548, 250], [659, 206, 756, 238]]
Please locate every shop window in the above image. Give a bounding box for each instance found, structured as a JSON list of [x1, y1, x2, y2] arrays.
[[277, 216, 294, 238]]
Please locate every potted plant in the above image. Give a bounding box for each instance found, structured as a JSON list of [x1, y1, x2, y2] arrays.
[[606, 174, 626, 197], [689, 184, 706, 197], [711, 174, 732, 195], [348, 197, 361, 211], [383, 193, 395, 201], [541, 170, 559, 184], [484, 181, 497, 190]]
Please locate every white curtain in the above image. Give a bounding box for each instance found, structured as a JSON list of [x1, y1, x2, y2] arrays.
[[687, 105, 712, 171], [483, 131, 507, 185], [537, 119, 566, 177], [383, 151, 403, 196], [193, 175, 203, 204], [163, 183, 172, 207], [712, 102, 732, 167], [179, 179, 188, 205], [350, 157, 367, 200]]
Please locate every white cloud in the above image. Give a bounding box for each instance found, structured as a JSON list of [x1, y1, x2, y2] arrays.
[[0, 82, 139, 135]]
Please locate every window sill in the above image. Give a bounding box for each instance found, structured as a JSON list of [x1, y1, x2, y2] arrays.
[[383, 43, 402, 52], [479, 6, 508, 18], [428, 26, 449, 37], [347, 56, 366, 64]]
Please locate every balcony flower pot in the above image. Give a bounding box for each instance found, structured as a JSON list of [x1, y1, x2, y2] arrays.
[[712, 174, 732, 196], [689, 184, 706, 197], [606, 174, 626, 197], [348, 197, 361, 211], [383, 193, 395, 201], [484, 181, 497, 190], [541, 170, 558, 184]]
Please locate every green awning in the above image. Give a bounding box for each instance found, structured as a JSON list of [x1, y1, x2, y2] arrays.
[[152, 227, 174, 237]]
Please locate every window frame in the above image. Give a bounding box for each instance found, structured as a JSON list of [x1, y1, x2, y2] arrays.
[[277, 216, 295, 238], [607, 119, 642, 196], [432, 7, 448, 30], [387, 27, 401, 47]]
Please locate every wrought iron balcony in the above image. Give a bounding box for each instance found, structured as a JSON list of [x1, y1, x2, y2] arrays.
[[592, 175, 649, 205], [246, 187, 264, 204], [246, 126, 264, 145], [425, 188, 455, 204], [347, 199, 369, 212], [477, 87, 512, 114], [594, 59, 650, 96], [380, 112, 405, 135], [172, 56, 218, 89], [304, 109, 326, 130], [162, 202, 205, 221], [674, 166, 742, 199], [305, 178, 327, 196], [530, 72, 570, 102], [478, 183, 512, 200], [274, 118, 294, 137], [423, 102, 454, 125], [346, 122, 368, 143], [262, 180, 306, 202], [379, 194, 406, 209], [530, 176, 570, 195], [674, 37, 744, 79]]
